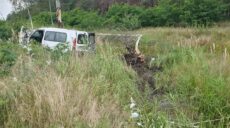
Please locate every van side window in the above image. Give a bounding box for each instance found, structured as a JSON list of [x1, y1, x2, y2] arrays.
[[78, 34, 88, 44], [44, 31, 67, 42], [44, 31, 55, 41], [56, 32, 67, 42]]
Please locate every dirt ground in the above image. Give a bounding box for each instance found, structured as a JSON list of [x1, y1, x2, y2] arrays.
[[123, 45, 163, 93], [96, 34, 163, 94]]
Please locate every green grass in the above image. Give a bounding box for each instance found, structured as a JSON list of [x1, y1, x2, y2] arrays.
[[1, 25, 230, 127], [135, 26, 230, 127]]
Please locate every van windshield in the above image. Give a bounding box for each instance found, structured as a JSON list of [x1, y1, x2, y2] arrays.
[[77, 34, 88, 44]]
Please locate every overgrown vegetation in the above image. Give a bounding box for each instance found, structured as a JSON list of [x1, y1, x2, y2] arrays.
[[135, 27, 230, 127], [0, 21, 12, 40], [0, 43, 140, 127], [1, 0, 230, 127], [0, 43, 17, 77], [7, 0, 229, 30], [0, 26, 230, 127], [32, 2, 228, 30]]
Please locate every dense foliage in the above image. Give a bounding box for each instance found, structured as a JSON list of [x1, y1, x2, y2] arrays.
[[141, 0, 227, 27], [6, 0, 229, 30], [0, 43, 17, 77], [0, 21, 12, 40]]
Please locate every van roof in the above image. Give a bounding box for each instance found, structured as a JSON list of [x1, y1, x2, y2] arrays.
[[38, 27, 76, 33]]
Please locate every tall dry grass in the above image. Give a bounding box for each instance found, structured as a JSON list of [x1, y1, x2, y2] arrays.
[[0, 44, 139, 128]]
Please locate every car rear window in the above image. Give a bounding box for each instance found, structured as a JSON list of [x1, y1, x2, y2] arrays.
[[44, 31, 67, 42]]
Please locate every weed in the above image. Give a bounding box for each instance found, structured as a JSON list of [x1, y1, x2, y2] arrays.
[[0, 43, 17, 77]]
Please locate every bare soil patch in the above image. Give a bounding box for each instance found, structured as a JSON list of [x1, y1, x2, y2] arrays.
[[123, 45, 163, 93]]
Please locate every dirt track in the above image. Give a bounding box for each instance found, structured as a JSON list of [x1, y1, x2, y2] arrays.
[[96, 34, 163, 93], [124, 45, 163, 93]]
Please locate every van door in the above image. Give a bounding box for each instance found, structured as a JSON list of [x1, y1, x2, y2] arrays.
[[88, 33, 96, 52], [30, 30, 44, 44], [76, 34, 89, 51], [43, 31, 67, 49]]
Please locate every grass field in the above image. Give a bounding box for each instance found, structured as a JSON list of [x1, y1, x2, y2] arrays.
[[0, 25, 230, 127]]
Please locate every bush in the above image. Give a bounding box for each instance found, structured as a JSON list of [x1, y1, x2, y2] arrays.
[[63, 9, 104, 29], [0, 43, 17, 77], [141, 0, 183, 27], [104, 4, 143, 29], [33, 12, 55, 26], [140, 0, 227, 27], [6, 0, 228, 29], [181, 0, 227, 26], [0, 21, 11, 40]]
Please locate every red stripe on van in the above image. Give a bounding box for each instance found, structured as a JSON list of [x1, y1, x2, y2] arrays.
[[73, 38, 76, 50]]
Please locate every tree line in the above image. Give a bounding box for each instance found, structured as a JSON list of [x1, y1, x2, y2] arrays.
[[3, 0, 230, 31]]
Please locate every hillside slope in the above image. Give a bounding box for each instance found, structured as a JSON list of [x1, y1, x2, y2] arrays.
[[0, 26, 230, 127]]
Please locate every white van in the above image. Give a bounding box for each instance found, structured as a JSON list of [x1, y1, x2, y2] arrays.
[[29, 27, 95, 52]]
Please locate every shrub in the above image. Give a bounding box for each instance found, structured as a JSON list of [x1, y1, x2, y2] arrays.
[[0, 21, 11, 40], [63, 9, 104, 29], [0, 43, 17, 77], [140, 0, 227, 27], [141, 0, 183, 27], [104, 4, 143, 29], [33, 12, 55, 26], [181, 0, 227, 26], [7, 1, 228, 29]]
